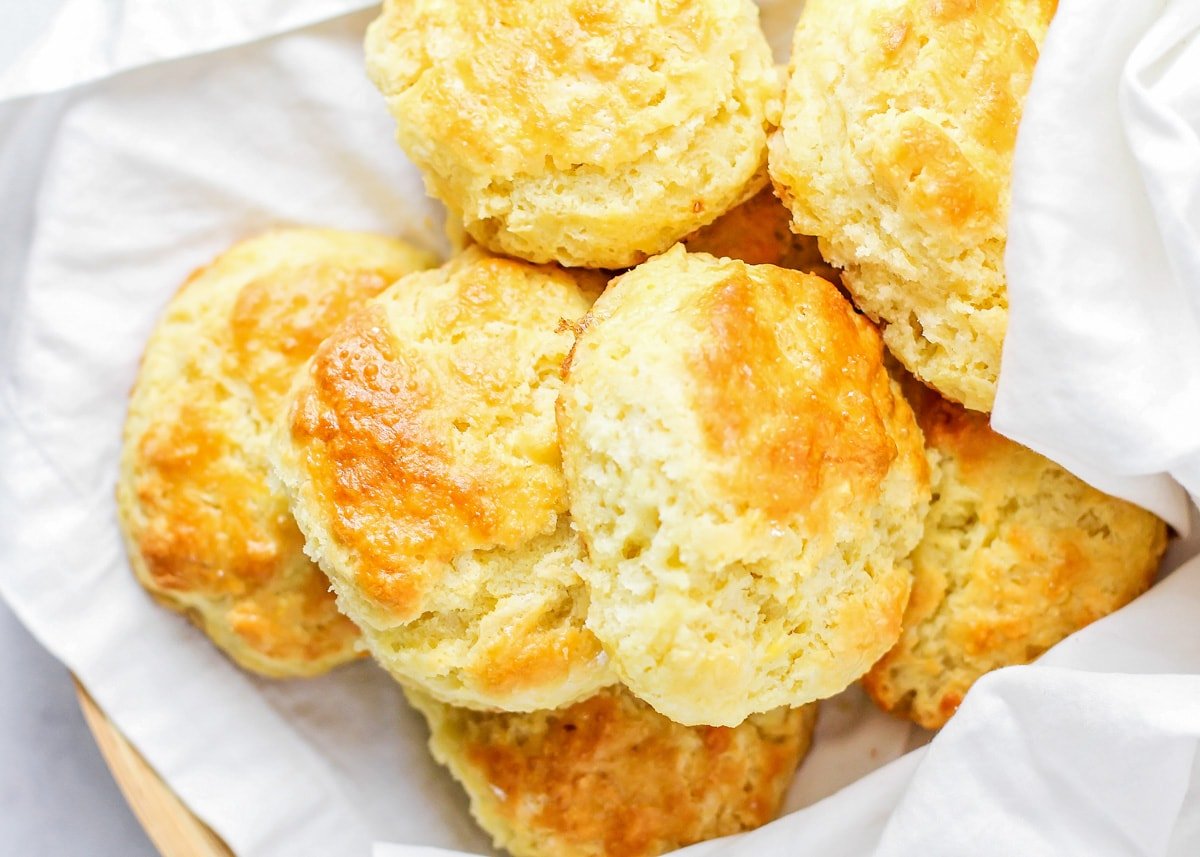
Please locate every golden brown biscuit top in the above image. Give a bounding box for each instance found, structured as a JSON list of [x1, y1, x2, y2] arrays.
[[691, 264, 899, 521], [442, 688, 812, 857], [555, 246, 929, 724], [866, 371, 1167, 728], [122, 228, 434, 673], [134, 384, 295, 599], [681, 187, 841, 282], [289, 304, 509, 616], [231, 264, 400, 418], [286, 249, 603, 622], [133, 391, 362, 668], [563, 244, 925, 549], [366, 0, 770, 176], [844, 0, 1054, 239]]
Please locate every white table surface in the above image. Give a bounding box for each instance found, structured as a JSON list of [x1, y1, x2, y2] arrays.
[[0, 599, 155, 855], [1, 4, 154, 854]]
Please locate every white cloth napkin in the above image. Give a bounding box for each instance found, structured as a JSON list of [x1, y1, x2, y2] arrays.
[[0, 0, 374, 97], [996, 0, 1200, 532], [1, 1, 1198, 856]]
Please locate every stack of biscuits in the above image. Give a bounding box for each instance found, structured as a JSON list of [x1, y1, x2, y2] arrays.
[[116, 1, 1168, 856]]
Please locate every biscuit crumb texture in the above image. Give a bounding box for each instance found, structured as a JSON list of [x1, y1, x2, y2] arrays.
[[769, 0, 1056, 412], [273, 247, 614, 710], [407, 686, 816, 857], [117, 228, 436, 677], [864, 377, 1168, 728], [366, 0, 780, 269], [558, 246, 930, 726]]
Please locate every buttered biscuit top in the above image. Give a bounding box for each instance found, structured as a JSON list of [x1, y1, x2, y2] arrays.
[[116, 228, 436, 677], [365, 0, 780, 269], [557, 246, 930, 726], [272, 247, 613, 711]]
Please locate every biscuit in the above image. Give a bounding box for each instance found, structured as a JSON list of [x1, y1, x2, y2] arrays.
[[768, 0, 1056, 412], [557, 246, 930, 726], [864, 377, 1169, 729], [117, 228, 436, 677], [681, 186, 840, 284], [272, 247, 613, 710], [407, 686, 817, 857], [365, 0, 780, 269]]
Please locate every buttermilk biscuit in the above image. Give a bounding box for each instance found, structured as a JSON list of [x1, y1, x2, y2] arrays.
[[272, 247, 613, 711], [681, 186, 841, 284], [864, 377, 1169, 729], [557, 246, 930, 726], [768, 0, 1057, 412], [365, 0, 779, 269], [117, 228, 436, 677], [407, 686, 817, 857]]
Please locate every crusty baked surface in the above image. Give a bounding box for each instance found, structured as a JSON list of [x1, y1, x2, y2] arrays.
[[407, 685, 817, 857], [769, 0, 1057, 412], [366, 0, 780, 268], [682, 186, 841, 284], [864, 375, 1168, 728], [117, 228, 436, 677], [558, 245, 930, 726], [272, 247, 614, 710]]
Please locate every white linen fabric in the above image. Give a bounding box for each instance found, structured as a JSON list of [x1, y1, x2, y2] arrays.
[[0, 0, 375, 98], [0, 2, 1198, 855], [996, 0, 1200, 532]]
